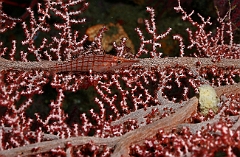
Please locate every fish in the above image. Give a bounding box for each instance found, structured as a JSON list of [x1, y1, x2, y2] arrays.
[[53, 54, 139, 73]]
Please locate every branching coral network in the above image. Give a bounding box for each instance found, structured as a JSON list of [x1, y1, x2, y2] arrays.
[[0, 0, 239, 156]]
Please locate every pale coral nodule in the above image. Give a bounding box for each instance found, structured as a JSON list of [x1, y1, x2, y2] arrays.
[[198, 84, 220, 115]]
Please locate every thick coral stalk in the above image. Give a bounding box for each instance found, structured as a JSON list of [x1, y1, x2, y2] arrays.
[[0, 56, 239, 73]]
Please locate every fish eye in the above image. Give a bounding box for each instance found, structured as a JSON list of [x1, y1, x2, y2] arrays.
[[117, 59, 122, 64]]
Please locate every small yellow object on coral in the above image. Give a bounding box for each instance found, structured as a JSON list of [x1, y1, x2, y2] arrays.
[[198, 84, 220, 115]]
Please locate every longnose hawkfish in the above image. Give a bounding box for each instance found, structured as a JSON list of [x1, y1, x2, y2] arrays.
[[52, 54, 139, 73]]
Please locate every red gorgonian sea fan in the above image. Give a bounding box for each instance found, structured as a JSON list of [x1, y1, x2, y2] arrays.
[[0, 0, 239, 156]]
